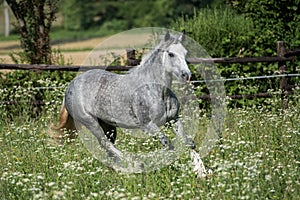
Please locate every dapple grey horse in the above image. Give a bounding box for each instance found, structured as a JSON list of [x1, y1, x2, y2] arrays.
[[53, 31, 195, 160]]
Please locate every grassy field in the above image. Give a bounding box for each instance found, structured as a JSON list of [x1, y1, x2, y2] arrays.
[[0, 79, 299, 199]]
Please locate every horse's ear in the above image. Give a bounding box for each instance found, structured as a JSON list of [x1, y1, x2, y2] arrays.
[[164, 31, 170, 41], [179, 29, 186, 42]]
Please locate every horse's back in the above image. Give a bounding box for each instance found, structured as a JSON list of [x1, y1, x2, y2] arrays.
[[64, 69, 137, 127], [64, 69, 118, 116]]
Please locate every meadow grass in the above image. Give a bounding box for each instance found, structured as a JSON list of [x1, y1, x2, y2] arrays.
[[0, 82, 299, 199]]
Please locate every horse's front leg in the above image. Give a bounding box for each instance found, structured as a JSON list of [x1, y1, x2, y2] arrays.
[[173, 119, 196, 149], [143, 121, 174, 150]]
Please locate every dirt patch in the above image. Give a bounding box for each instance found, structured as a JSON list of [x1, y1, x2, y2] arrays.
[[62, 51, 92, 65], [52, 37, 107, 51], [0, 51, 93, 65]]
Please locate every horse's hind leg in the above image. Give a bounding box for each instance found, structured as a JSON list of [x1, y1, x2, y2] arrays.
[[78, 115, 123, 160]]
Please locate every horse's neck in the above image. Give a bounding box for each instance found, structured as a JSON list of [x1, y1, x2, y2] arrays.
[[134, 56, 172, 87]]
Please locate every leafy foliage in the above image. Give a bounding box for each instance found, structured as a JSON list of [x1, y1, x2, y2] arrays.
[[173, 7, 254, 58], [60, 0, 98, 31], [60, 0, 225, 32], [228, 0, 300, 53]]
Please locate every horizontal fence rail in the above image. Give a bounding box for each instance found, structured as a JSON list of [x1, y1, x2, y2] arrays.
[[0, 63, 133, 72], [0, 56, 297, 72]]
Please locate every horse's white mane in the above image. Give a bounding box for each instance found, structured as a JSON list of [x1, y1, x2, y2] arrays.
[[128, 32, 179, 73], [139, 46, 160, 66]]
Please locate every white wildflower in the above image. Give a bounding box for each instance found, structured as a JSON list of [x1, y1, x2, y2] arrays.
[[265, 174, 272, 181]]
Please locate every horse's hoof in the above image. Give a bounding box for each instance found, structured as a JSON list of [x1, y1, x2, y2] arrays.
[[186, 138, 196, 149], [160, 136, 169, 146], [160, 137, 174, 150], [190, 143, 196, 149]]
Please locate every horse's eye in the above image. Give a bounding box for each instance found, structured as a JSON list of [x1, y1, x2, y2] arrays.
[[168, 52, 175, 57]]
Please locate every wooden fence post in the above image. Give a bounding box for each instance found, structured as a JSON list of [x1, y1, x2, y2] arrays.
[[277, 41, 289, 108], [126, 48, 139, 66]]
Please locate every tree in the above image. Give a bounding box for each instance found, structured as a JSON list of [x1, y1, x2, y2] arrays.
[[60, 0, 98, 30], [6, 0, 59, 64]]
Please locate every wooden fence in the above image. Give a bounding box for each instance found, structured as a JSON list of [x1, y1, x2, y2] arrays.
[[1, 41, 300, 108]]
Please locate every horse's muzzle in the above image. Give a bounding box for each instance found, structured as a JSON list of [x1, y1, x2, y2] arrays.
[[181, 71, 191, 84]]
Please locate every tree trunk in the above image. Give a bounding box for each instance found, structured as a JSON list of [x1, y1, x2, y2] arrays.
[[4, 0, 10, 37]]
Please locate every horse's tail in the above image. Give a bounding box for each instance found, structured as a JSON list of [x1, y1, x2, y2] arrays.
[[50, 99, 76, 143]]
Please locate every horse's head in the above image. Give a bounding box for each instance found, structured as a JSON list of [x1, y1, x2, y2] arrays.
[[160, 31, 191, 84]]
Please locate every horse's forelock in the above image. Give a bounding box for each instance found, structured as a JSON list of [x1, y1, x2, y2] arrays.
[[160, 37, 179, 51]]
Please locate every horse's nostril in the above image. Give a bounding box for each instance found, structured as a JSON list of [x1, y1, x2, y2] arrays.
[[181, 71, 191, 83], [181, 72, 188, 80]]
